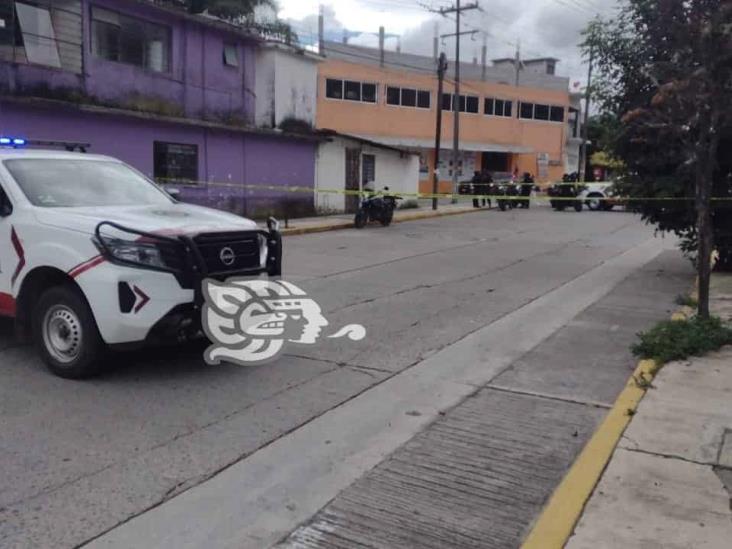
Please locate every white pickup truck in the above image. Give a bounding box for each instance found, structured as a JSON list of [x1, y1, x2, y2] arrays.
[[0, 143, 282, 379]]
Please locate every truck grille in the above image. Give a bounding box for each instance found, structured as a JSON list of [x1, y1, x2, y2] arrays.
[[193, 232, 262, 275]]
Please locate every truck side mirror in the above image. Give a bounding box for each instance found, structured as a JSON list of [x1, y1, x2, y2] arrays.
[[166, 187, 181, 200]]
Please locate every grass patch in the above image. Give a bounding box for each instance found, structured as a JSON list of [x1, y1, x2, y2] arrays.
[[632, 316, 732, 365], [674, 293, 698, 308]]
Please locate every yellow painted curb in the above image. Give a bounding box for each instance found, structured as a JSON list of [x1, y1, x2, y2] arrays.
[[279, 206, 483, 237], [520, 358, 658, 549]]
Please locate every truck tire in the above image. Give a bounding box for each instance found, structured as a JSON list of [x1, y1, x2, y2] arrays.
[[354, 209, 368, 229], [586, 193, 603, 211], [33, 285, 106, 379]]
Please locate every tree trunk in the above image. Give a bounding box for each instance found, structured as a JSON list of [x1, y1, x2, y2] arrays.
[[696, 178, 713, 318], [696, 108, 721, 319]]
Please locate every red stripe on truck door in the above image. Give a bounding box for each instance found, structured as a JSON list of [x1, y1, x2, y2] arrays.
[[0, 292, 16, 317]]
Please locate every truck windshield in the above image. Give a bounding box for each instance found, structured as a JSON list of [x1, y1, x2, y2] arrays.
[[3, 159, 173, 208]]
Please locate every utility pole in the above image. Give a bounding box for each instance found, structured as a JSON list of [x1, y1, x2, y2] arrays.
[[432, 53, 448, 211], [578, 44, 594, 181], [433, 1, 480, 200], [433, 22, 439, 60], [379, 26, 385, 67], [481, 34, 487, 81], [318, 4, 324, 56]]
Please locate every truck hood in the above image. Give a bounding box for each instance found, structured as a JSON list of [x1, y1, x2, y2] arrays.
[[33, 203, 259, 236]]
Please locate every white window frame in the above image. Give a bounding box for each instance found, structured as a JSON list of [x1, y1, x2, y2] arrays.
[[385, 86, 431, 110], [325, 78, 377, 104], [16, 2, 62, 68]]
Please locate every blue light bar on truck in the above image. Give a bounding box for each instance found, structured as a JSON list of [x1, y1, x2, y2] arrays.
[[0, 136, 26, 146], [0, 137, 89, 152]]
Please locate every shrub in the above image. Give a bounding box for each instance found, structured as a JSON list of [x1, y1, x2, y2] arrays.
[[632, 316, 732, 365]]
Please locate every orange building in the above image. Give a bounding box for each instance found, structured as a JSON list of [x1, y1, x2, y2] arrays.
[[316, 42, 576, 193]]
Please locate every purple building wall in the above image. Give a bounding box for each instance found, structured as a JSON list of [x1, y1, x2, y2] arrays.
[[0, 1, 317, 217], [4, 0, 258, 122], [0, 100, 317, 217]]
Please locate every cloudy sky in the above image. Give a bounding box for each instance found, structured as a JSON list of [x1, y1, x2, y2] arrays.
[[276, 0, 621, 86]]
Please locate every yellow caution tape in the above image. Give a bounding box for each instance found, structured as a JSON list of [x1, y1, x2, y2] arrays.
[[156, 178, 732, 202]]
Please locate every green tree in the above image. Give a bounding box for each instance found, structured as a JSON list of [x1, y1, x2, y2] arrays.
[[584, 113, 621, 180], [582, 1, 732, 318]]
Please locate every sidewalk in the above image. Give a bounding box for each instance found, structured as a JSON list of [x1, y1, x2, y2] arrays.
[[566, 273, 732, 549], [268, 199, 484, 236]]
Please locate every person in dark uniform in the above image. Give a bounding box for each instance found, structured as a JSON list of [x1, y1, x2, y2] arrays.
[[471, 171, 483, 208], [482, 170, 493, 208]]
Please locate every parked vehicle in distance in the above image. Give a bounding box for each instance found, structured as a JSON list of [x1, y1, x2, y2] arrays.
[[548, 182, 586, 212], [354, 187, 402, 228], [0, 140, 282, 379], [580, 182, 619, 211]]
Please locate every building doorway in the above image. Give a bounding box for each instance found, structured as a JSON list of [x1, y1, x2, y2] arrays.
[[345, 148, 361, 213], [481, 152, 511, 173]]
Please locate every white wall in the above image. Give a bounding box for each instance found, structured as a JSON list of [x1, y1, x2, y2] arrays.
[[255, 46, 318, 129], [316, 136, 420, 213], [254, 49, 277, 128], [273, 50, 318, 126], [316, 137, 347, 213]]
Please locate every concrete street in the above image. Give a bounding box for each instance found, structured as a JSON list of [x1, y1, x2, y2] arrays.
[[0, 208, 692, 548]]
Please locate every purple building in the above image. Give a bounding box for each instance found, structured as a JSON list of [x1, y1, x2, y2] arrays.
[[0, 0, 319, 217]]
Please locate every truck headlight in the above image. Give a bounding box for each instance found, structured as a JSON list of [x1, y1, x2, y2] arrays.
[[101, 238, 167, 269]]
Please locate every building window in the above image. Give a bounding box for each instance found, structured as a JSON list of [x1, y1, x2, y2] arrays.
[[401, 88, 417, 107], [154, 142, 198, 183], [362, 154, 376, 186], [15, 2, 62, 68], [550, 106, 565, 122], [326, 78, 377, 104], [457, 95, 466, 112], [362, 83, 377, 103], [519, 102, 565, 122], [534, 104, 550, 120], [326, 78, 343, 99], [442, 92, 452, 111], [386, 86, 400, 105], [387, 86, 431, 109], [466, 95, 479, 114], [223, 43, 238, 67], [344, 80, 361, 101], [503, 100, 513, 117], [442, 94, 478, 113], [91, 7, 171, 73], [485, 98, 512, 117], [547, 60, 556, 75], [520, 102, 534, 119]]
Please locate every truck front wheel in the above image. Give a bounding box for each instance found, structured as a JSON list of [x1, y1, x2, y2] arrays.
[[33, 286, 105, 379]]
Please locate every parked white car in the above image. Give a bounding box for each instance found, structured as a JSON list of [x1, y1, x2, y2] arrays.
[[0, 144, 282, 378], [579, 182, 618, 211]]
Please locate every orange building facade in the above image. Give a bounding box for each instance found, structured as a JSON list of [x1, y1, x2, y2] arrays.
[[316, 42, 573, 193]]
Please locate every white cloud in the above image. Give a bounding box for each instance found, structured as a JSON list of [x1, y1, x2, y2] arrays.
[[279, 0, 621, 85]]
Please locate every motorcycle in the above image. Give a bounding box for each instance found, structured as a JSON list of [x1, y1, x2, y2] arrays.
[[354, 189, 402, 228], [495, 183, 519, 211]]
